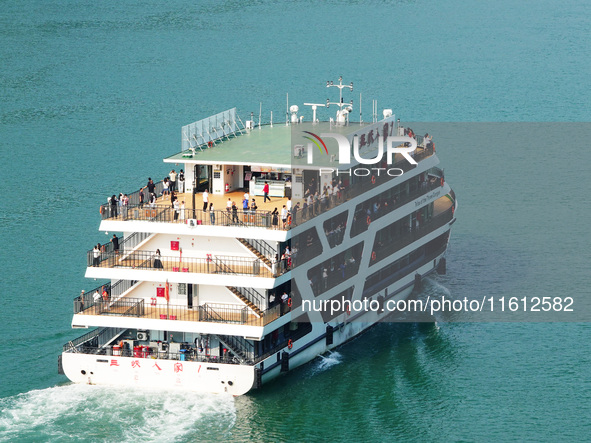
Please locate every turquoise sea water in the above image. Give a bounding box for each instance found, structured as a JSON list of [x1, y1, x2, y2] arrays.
[[1, 0, 590, 441]]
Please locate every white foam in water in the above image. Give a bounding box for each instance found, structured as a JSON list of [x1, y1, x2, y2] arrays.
[[421, 277, 452, 299], [0, 384, 236, 442], [312, 351, 343, 374]]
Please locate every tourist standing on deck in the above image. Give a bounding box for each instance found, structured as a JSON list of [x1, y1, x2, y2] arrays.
[[147, 177, 155, 195], [111, 234, 119, 254], [281, 205, 288, 229], [162, 178, 170, 200], [178, 169, 185, 193], [292, 202, 299, 226], [271, 208, 279, 229], [209, 202, 215, 224], [263, 181, 270, 203], [173, 199, 180, 221], [92, 245, 100, 266], [281, 291, 289, 314], [169, 169, 177, 193], [202, 189, 209, 211], [139, 186, 145, 208], [121, 194, 129, 219], [231, 201, 239, 224], [153, 249, 163, 269]]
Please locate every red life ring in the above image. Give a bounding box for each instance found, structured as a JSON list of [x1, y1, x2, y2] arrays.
[[287, 339, 293, 349], [452, 205, 455, 215], [346, 305, 351, 315], [208, 141, 213, 148], [371, 251, 376, 261], [440, 177, 444, 186], [287, 297, 292, 308], [371, 175, 376, 184], [99, 206, 104, 215], [366, 215, 371, 226]]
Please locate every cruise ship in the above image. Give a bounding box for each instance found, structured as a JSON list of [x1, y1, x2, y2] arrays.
[[59, 79, 457, 395]]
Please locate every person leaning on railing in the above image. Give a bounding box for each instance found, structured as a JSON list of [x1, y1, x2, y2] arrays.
[[153, 249, 163, 269]]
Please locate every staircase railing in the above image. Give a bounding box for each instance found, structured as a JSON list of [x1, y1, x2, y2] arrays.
[[217, 334, 255, 364], [233, 286, 265, 310], [63, 327, 127, 353], [240, 238, 276, 262]]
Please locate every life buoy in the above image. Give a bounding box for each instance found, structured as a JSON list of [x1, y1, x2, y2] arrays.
[[371, 175, 376, 184], [346, 305, 351, 315], [287, 297, 292, 308], [371, 251, 376, 261], [208, 141, 213, 148], [440, 177, 444, 187], [366, 215, 371, 226], [99, 206, 104, 215], [225, 183, 229, 192], [451, 205, 455, 215], [287, 339, 293, 349]]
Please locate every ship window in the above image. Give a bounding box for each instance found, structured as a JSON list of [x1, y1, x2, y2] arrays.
[[362, 233, 449, 298], [323, 210, 348, 248], [306, 242, 364, 297], [291, 227, 323, 265], [350, 174, 424, 237]]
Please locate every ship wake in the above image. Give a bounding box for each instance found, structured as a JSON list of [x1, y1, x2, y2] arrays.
[[0, 384, 236, 442]]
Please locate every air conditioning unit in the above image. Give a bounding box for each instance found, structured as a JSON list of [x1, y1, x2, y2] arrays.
[[137, 331, 149, 341]]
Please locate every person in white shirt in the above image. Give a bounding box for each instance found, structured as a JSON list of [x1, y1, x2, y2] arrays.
[[202, 190, 209, 211], [173, 199, 180, 221], [169, 169, 177, 193]]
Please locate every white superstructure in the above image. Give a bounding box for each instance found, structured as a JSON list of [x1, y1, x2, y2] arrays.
[[60, 80, 456, 395]]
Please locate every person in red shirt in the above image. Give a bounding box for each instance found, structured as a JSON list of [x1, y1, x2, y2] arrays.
[[263, 181, 270, 203]]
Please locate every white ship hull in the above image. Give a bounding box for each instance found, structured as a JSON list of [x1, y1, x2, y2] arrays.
[[62, 353, 256, 396]]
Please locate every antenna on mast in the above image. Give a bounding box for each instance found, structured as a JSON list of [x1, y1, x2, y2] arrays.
[[325, 76, 354, 125]]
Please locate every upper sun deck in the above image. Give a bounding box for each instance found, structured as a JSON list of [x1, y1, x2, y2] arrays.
[[163, 112, 408, 170]]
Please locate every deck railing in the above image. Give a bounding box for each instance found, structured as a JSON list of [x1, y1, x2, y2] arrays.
[[76, 299, 284, 326], [87, 250, 278, 278], [96, 146, 436, 229], [100, 204, 284, 229]]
